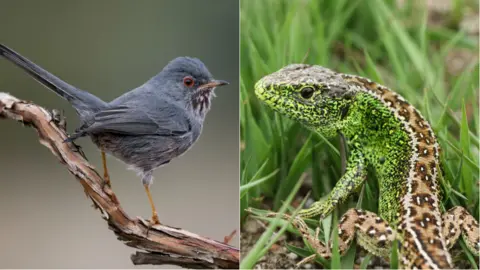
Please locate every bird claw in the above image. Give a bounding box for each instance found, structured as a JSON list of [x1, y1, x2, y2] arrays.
[[145, 216, 161, 237], [223, 230, 237, 244], [151, 213, 160, 225]]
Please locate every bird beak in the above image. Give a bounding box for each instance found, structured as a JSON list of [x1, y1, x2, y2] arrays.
[[198, 80, 229, 91]]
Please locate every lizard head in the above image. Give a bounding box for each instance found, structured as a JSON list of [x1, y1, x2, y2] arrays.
[[255, 64, 357, 137]]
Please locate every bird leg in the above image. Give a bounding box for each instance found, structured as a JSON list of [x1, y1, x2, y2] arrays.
[[144, 184, 160, 224], [101, 150, 111, 187]]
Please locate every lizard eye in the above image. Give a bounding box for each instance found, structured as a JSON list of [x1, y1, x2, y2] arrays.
[[300, 87, 314, 99], [183, 76, 195, 87]]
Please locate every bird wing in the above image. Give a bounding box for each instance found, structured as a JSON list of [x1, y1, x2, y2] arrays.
[[80, 102, 191, 136]]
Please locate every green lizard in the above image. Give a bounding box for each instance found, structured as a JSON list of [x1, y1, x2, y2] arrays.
[[254, 64, 479, 269]]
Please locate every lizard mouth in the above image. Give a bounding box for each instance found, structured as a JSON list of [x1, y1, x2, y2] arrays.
[[255, 83, 290, 117], [254, 80, 282, 106], [255, 79, 320, 129], [254, 80, 271, 101]]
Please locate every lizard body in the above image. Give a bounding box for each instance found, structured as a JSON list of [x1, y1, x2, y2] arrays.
[[255, 64, 479, 269]]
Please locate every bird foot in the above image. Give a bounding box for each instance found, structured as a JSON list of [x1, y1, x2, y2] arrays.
[[145, 214, 161, 236], [223, 229, 237, 245], [151, 212, 161, 225], [103, 174, 111, 188]]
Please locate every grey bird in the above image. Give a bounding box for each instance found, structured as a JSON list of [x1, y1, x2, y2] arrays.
[[0, 44, 228, 224]]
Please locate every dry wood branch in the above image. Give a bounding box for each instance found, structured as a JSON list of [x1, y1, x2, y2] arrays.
[[0, 92, 239, 269]]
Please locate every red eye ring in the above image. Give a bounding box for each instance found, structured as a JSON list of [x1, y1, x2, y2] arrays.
[[183, 76, 195, 87]]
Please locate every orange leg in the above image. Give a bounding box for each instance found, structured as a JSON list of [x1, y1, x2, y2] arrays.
[[144, 184, 160, 224], [101, 151, 111, 187]]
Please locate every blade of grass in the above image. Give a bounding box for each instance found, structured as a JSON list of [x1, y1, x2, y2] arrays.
[[240, 174, 306, 269]]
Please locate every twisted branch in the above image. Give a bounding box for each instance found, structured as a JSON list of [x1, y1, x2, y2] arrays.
[[0, 92, 239, 269]]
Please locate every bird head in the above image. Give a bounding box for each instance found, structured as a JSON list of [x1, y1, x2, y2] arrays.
[[160, 57, 228, 116]]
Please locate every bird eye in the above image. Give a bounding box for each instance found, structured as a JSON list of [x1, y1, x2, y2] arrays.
[[183, 76, 195, 87], [300, 87, 314, 99]]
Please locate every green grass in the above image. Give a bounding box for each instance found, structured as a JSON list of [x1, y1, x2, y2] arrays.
[[240, 0, 479, 268]]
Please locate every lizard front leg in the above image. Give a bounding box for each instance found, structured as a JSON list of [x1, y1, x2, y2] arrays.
[[298, 149, 367, 219], [442, 206, 480, 255], [288, 209, 396, 267]]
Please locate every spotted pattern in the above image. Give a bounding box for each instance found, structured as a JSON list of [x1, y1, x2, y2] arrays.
[[267, 209, 396, 265], [255, 65, 479, 269], [442, 206, 480, 254], [343, 74, 451, 269]]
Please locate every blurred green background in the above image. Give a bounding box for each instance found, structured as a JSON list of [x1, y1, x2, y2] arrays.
[[240, 0, 478, 268], [0, 0, 238, 268]]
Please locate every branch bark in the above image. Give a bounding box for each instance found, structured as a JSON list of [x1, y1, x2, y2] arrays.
[[0, 92, 239, 269]]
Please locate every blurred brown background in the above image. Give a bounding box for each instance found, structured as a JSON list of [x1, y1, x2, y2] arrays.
[[0, 0, 239, 268]]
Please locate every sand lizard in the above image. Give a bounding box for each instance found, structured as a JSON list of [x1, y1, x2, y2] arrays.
[[254, 64, 479, 269]]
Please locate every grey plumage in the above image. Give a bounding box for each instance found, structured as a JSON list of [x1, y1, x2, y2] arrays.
[[0, 44, 228, 186]]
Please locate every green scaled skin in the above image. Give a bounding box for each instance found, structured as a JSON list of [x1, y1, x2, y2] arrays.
[[254, 64, 479, 269], [255, 65, 409, 224]]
